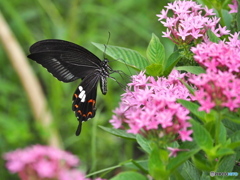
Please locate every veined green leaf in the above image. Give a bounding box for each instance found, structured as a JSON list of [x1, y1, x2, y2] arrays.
[[149, 146, 169, 179], [167, 149, 199, 172], [164, 50, 181, 76], [177, 99, 206, 123], [175, 66, 205, 75], [92, 42, 149, 70], [146, 63, 163, 76], [146, 33, 165, 65], [217, 155, 236, 173], [207, 30, 221, 43], [191, 120, 213, 151], [99, 125, 136, 140], [136, 134, 152, 154]]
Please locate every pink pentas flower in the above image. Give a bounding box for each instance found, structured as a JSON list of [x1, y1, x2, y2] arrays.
[[156, 0, 229, 44], [229, 0, 238, 13], [227, 32, 240, 49], [3, 145, 89, 180], [110, 70, 192, 142]]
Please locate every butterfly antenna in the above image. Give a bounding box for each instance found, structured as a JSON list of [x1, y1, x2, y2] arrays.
[[75, 121, 82, 136], [120, 58, 134, 77], [103, 32, 111, 59], [108, 76, 126, 91]]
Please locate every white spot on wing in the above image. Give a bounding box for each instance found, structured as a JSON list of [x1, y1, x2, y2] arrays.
[[78, 86, 83, 91], [79, 90, 85, 98], [81, 94, 86, 102], [78, 86, 86, 102]]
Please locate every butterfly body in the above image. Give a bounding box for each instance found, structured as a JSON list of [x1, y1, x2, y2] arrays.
[[28, 39, 112, 135]]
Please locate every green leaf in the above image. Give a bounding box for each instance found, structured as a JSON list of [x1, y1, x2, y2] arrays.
[[146, 63, 163, 76], [200, 0, 215, 8], [223, 112, 240, 124], [230, 131, 240, 142], [123, 160, 148, 173], [215, 147, 235, 157], [228, 131, 240, 149], [92, 42, 149, 70], [217, 154, 236, 172], [167, 148, 199, 172], [149, 146, 169, 179], [177, 99, 207, 123], [164, 50, 181, 76], [146, 33, 165, 65], [110, 171, 147, 180], [175, 66, 205, 75], [207, 30, 221, 43], [191, 120, 213, 151], [136, 134, 152, 154], [192, 153, 213, 171], [222, 118, 240, 132], [99, 126, 136, 140], [218, 122, 227, 144], [177, 161, 201, 180], [179, 79, 195, 95], [227, 141, 240, 149]]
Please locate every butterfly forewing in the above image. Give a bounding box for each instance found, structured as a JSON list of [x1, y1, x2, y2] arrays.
[[29, 39, 102, 65], [28, 40, 103, 81]]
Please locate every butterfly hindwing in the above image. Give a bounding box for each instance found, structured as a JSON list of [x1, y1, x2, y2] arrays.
[[72, 71, 102, 135], [73, 86, 97, 135]]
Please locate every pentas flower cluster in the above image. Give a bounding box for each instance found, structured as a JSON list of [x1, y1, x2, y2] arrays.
[[156, 0, 229, 45], [189, 70, 240, 112], [192, 33, 240, 77], [190, 33, 240, 112], [4, 145, 105, 180], [110, 70, 192, 142]]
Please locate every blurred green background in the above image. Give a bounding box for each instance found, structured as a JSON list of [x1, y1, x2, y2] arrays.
[[0, 0, 169, 179]]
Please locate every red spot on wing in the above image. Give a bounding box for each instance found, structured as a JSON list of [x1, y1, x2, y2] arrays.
[[74, 98, 96, 121], [77, 110, 82, 115], [87, 112, 93, 116], [88, 99, 96, 106]]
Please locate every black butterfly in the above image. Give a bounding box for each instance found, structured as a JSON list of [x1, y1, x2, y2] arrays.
[[28, 39, 113, 136]]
